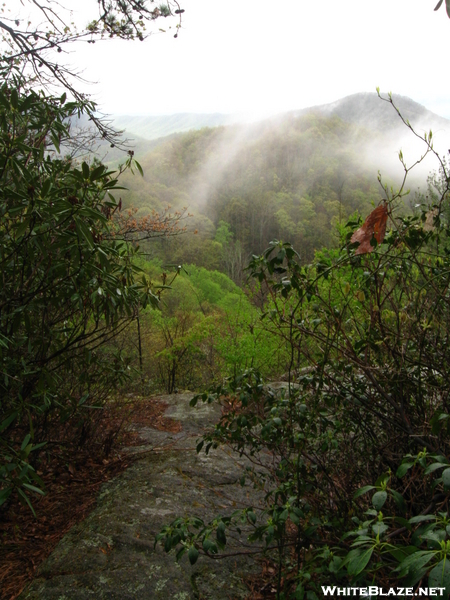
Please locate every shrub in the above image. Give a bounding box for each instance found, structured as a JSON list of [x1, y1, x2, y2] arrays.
[[0, 72, 157, 511]]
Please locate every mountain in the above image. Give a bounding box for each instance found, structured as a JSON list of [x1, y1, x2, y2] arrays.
[[105, 92, 450, 274], [299, 92, 450, 137], [111, 113, 233, 141], [110, 94, 450, 143], [289, 92, 450, 185], [116, 111, 386, 267]]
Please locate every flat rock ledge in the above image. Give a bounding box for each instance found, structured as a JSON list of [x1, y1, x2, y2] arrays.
[[19, 393, 267, 600]]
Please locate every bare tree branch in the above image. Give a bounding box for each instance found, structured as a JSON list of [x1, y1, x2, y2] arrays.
[[0, 0, 185, 146]]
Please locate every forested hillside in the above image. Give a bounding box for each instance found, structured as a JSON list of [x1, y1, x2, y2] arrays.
[[117, 112, 384, 275], [113, 95, 449, 281]]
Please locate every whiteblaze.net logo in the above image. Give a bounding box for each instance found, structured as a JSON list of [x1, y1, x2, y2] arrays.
[[321, 587, 446, 597]]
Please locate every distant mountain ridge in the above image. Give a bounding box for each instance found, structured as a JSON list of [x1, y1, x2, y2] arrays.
[[112, 113, 232, 141], [111, 93, 450, 144]]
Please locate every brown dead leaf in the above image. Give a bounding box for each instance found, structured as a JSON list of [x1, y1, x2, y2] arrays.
[[350, 203, 388, 255]]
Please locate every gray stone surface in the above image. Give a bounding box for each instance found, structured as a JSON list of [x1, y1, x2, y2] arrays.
[[19, 394, 266, 600]]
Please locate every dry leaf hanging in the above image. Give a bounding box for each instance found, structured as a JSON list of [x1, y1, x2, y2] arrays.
[[350, 203, 388, 255], [423, 208, 439, 232]]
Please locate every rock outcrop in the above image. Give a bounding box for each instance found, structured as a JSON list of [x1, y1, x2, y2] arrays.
[[19, 393, 266, 600]]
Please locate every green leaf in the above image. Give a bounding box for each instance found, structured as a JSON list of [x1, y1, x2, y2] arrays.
[[74, 218, 94, 249], [164, 535, 172, 553], [432, 455, 449, 463], [372, 491, 387, 511], [347, 547, 374, 576], [422, 530, 446, 549], [134, 159, 144, 177], [202, 538, 218, 554], [372, 522, 388, 536], [15, 219, 30, 239], [21, 434, 31, 451], [217, 522, 226, 545], [429, 558, 450, 591], [175, 546, 186, 561], [22, 483, 46, 496], [188, 545, 199, 565], [29, 442, 47, 453], [396, 462, 414, 478], [51, 132, 60, 154], [248, 511, 257, 524], [354, 485, 376, 499], [396, 550, 434, 576], [17, 488, 36, 517], [78, 394, 89, 406], [0, 411, 18, 433], [90, 164, 106, 181], [375, 473, 390, 487], [388, 546, 418, 562], [442, 468, 450, 489], [41, 178, 52, 197], [0, 334, 9, 349], [0, 90, 10, 108], [390, 489, 406, 512], [11, 88, 18, 109], [290, 511, 300, 526], [425, 462, 449, 475], [0, 487, 13, 506], [409, 514, 436, 524], [82, 161, 90, 179]]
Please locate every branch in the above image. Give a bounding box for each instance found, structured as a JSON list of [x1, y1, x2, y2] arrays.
[[0, 0, 185, 145]]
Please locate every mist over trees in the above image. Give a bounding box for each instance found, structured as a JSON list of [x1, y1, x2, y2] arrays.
[[116, 110, 406, 276], [2, 1, 450, 598]]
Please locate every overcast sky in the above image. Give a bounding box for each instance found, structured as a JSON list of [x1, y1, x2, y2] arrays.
[[52, 1, 450, 119]]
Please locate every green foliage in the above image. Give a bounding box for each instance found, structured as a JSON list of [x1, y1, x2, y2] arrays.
[[0, 72, 157, 511], [156, 121, 450, 595], [117, 261, 292, 394]]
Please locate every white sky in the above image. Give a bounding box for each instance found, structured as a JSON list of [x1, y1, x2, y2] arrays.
[[16, 1, 450, 118]]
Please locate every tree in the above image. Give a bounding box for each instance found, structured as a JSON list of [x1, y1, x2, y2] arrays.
[[0, 0, 185, 142], [0, 0, 190, 511], [0, 67, 185, 512]]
